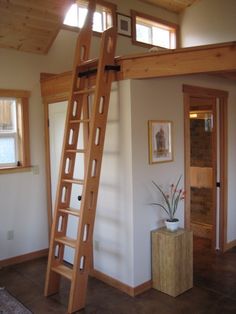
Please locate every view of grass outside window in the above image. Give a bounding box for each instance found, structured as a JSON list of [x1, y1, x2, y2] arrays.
[[132, 11, 178, 49], [63, 1, 114, 32]]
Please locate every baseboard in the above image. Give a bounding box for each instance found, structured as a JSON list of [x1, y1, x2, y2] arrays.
[[225, 239, 236, 251], [0, 250, 152, 296], [0, 248, 48, 268], [91, 268, 152, 297], [133, 280, 153, 296]]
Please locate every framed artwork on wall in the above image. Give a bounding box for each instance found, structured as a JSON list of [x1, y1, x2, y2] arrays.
[[117, 13, 132, 37], [148, 120, 173, 164]]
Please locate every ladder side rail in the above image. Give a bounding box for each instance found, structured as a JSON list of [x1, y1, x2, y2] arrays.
[[44, 0, 96, 297], [68, 26, 117, 313]]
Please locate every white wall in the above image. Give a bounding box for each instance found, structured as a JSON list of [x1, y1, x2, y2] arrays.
[[0, 50, 48, 260], [0, 46, 82, 261], [94, 81, 134, 286], [180, 0, 236, 47], [50, 0, 179, 65], [0, 0, 177, 263], [93, 74, 236, 288], [129, 75, 236, 286]]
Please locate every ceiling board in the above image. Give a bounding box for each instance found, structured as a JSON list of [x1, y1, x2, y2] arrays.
[[0, 0, 73, 54], [140, 0, 197, 13]]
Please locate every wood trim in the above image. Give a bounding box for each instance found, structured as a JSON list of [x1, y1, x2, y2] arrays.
[[91, 269, 152, 296], [0, 90, 31, 169], [130, 10, 178, 49], [40, 72, 73, 238], [183, 85, 228, 98], [43, 100, 53, 236], [0, 89, 30, 98], [184, 94, 191, 230], [219, 96, 228, 252], [21, 97, 31, 167], [118, 42, 236, 80], [0, 166, 32, 175], [0, 249, 48, 268], [133, 280, 152, 296], [225, 239, 236, 251], [131, 10, 179, 30], [40, 71, 72, 103], [117, 41, 236, 61], [40, 43, 236, 93], [211, 98, 217, 250], [91, 269, 133, 295]]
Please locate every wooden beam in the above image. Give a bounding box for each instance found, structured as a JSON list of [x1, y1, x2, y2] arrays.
[[117, 42, 236, 80], [40, 71, 72, 103], [40, 42, 236, 100]]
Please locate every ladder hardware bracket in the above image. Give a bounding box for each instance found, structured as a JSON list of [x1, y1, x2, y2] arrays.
[[78, 64, 120, 78]]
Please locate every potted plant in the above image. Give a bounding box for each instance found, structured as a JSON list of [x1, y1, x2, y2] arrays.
[[151, 176, 185, 232]]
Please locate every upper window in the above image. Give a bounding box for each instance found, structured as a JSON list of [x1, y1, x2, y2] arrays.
[[131, 11, 178, 49], [63, 0, 116, 33], [0, 90, 30, 169]]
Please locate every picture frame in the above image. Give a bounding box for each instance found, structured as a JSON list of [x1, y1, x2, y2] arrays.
[[117, 13, 132, 37], [148, 120, 173, 164]]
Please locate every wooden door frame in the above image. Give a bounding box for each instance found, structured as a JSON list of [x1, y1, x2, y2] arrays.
[[40, 73, 71, 239], [183, 84, 228, 252]]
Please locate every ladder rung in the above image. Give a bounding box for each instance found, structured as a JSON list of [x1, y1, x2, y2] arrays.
[[51, 264, 73, 280], [69, 119, 90, 124], [66, 149, 86, 154], [74, 88, 95, 95], [59, 208, 80, 217], [55, 236, 77, 248], [62, 178, 84, 185]]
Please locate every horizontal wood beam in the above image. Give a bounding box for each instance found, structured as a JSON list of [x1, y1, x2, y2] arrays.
[[117, 42, 236, 80], [40, 42, 236, 101], [40, 71, 72, 103]]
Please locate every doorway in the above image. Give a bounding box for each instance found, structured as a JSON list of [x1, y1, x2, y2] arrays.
[[189, 98, 216, 248], [183, 85, 228, 252]]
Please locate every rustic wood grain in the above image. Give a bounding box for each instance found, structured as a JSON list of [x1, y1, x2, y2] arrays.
[[152, 228, 193, 297]]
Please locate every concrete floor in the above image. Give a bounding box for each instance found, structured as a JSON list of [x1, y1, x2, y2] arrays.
[[1, 238, 236, 313]]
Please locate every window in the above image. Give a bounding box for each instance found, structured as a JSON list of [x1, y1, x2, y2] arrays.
[[63, 0, 116, 33], [131, 11, 178, 49], [0, 90, 30, 169]]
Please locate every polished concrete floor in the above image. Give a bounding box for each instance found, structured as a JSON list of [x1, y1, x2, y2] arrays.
[[1, 238, 236, 313]]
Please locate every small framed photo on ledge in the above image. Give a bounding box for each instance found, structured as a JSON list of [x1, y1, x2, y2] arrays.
[[148, 120, 173, 164], [117, 13, 132, 37]]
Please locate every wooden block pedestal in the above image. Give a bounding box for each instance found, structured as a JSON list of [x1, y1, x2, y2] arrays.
[[152, 228, 193, 297]]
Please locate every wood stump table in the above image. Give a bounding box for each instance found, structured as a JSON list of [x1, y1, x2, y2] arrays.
[[151, 228, 193, 297]]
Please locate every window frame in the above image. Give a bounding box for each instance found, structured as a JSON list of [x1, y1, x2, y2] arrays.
[[62, 0, 117, 36], [131, 10, 179, 49], [0, 89, 31, 171]]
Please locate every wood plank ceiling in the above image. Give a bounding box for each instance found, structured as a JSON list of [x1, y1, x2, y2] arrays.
[[0, 0, 198, 55], [140, 0, 198, 13], [0, 0, 73, 54]]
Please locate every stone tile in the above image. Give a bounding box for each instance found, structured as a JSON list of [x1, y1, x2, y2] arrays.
[[1, 240, 236, 314]]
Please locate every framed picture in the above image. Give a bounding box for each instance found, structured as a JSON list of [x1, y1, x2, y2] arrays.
[[148, 120, 173, 164], [117, 13, 131, 37]]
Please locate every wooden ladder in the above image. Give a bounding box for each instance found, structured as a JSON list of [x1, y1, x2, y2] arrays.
[[44, 1, 118, 312]]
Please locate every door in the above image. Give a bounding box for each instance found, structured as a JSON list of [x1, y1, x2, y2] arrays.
[[49, 101, 78, 264], [189, 97, 217, 248], [183, 84, 228, 252]]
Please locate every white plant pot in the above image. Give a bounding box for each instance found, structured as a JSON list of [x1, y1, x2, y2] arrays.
[[165, 219, 179, 232]]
